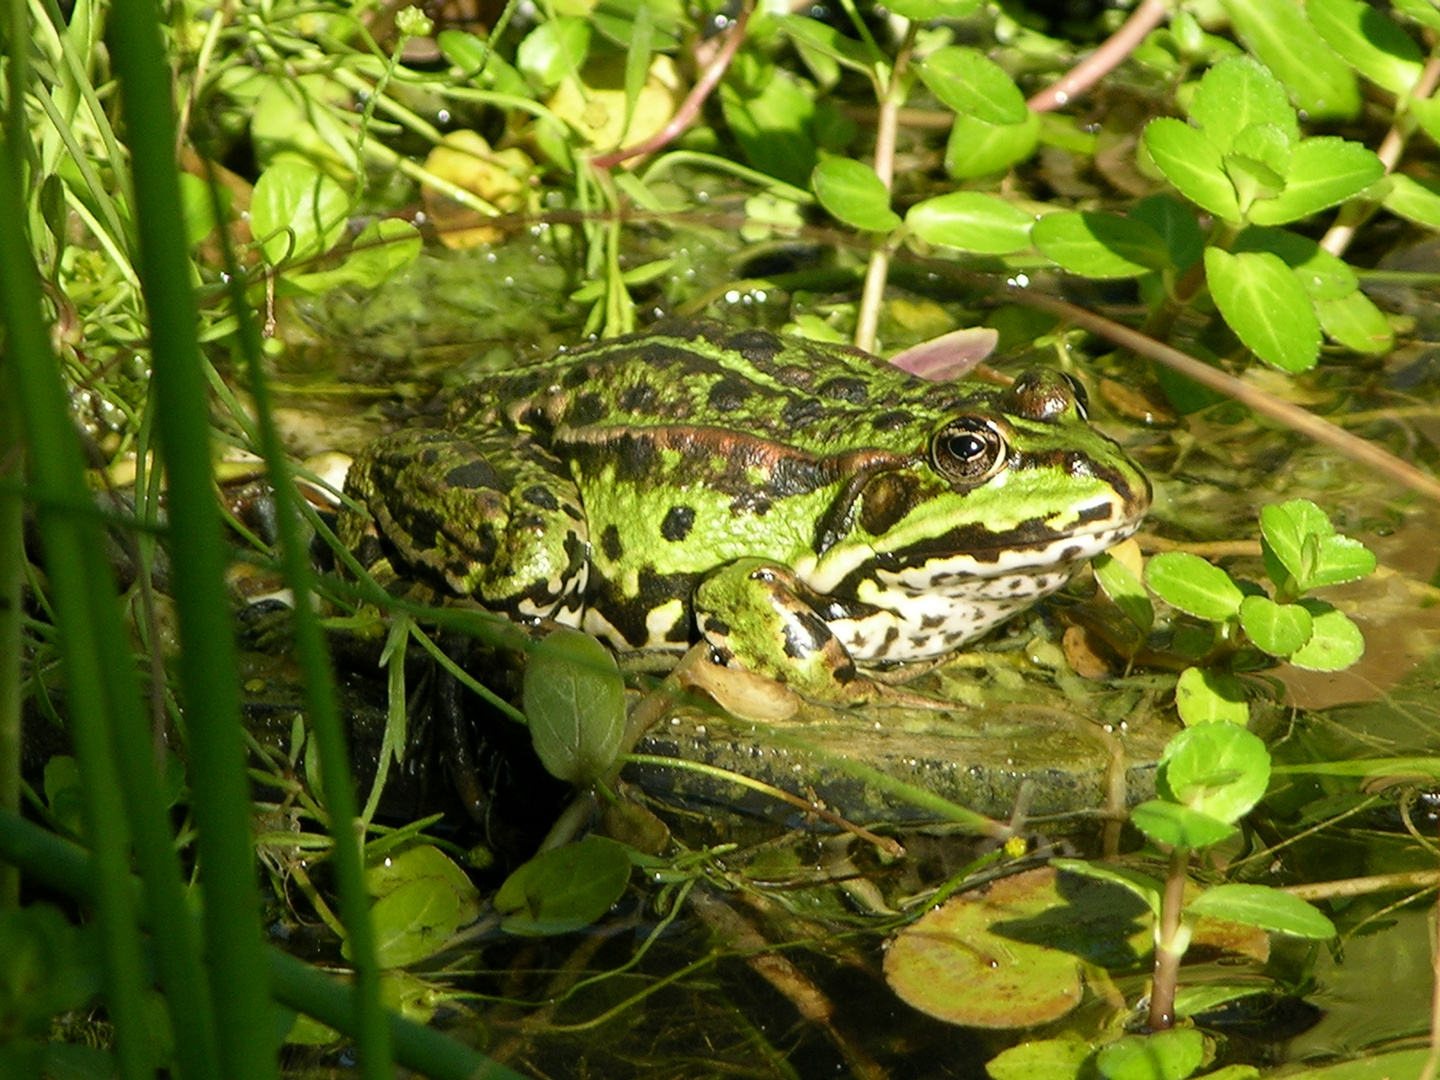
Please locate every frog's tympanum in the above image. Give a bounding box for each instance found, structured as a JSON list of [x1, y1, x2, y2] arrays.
[[339, 321, 1151, 702]]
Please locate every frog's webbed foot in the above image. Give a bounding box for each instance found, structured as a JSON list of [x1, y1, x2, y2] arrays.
[[341, 429, 589, 623], [694, 558, 951, 709]]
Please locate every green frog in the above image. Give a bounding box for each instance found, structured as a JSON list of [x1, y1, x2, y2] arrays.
[[338, 320, 1150, 702]]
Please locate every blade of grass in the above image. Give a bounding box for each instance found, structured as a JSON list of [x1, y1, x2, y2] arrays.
[[0, 25, 154, 1080], [203, 147, 397, 1079], [0, 808, 535, 1080], [105, 8, 277, 1080]]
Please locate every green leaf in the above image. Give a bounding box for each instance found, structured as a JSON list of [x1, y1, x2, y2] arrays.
[[1142, 118, 1240, 222], [1239, 595, 1314, 657], [250, 159, 350, 266], [1051, 859, 1163, 917], [884, 0, 985, 17], [362, 845, 481, 967], [1231, 227, 1356, 301], [1259, 498, 1330, 589], [719, 61, 817, 189], [288, 219, 422, 294], [1307, 0, 1426, 96], [1095, 1028, 1206, 1080], [1186, 884, 1335, 938], [1032, 211, 1170, 278], [494, 837, 632, 935], [1159, 721, 1271, 825], [1221, 0, 1361, 120], [986, 1037, 1097, 1080], [919, 47, 1028, 125], [1288, 601, 1365, 671], [906, 191, 1034, 253], [1203, 248, 1321, 372], [1093, 551, 1154, 633], [811, 158, 901, 232], [1247, 137, 1385, 225], [1381, 174, 1440, 229], [523, 628, 627, 786], [1392, 0, 1440, 31], [1174, 666, 1251, 725], [943, 110, 1040, 179], [515, 16, 591, 89], [1230, 123, 1295, 176], [1317, 291, 1394, 354], [1144, 550, 1245, 622], [1189, 56, 1297, 153], [773, 15, 878, 77], [1131, 799, 1239, 849], [1130, 194, 1204, 272]]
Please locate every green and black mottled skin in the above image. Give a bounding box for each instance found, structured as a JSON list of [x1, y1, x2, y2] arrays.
[[338, 320, 1150, 701]]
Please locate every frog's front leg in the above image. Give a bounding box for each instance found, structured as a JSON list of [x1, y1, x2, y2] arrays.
[[693, 558, 876, 704], [342, 429, 589, 622]]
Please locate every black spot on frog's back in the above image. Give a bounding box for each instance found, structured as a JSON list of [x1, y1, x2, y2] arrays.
[[661, 505, 695, 542], [521, 484, 561, 511], [707, 377, 752, 412], [601, 523, 624, 562], [444, 460, 503, 491], [726, 328, 783, 363], [819, 376, 868, 403], [620, 381, 658, 412], [782, 397, 828, 429], [570, 393, 607, 426]]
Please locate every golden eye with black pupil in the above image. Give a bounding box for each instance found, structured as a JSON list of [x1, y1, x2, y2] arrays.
[[931, 417, 1008, 486], [1061, 373, 1090, 419]]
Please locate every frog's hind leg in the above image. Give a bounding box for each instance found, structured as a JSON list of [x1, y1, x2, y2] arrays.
[[343, 429, 589, 623]]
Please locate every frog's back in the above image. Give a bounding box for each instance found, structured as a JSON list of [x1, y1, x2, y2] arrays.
[[449, 321, 966, 450]]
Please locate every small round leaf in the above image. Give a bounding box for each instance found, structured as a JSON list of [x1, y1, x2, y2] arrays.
[[1203, 248, 1321, 372], [811, 158, 901, 232], [1144, 551, 1244, 622], [495, 837, 631, 935], [524, 628, 626, 786], [1131, 800, 1238, 850], [1288, 602, 1365, 671], [1186, 884, 1335, 938], [906, 191, 1034, 253], [1239, 595, 1313, 657], [1095, 1028, 1206, 1080], [1159, 721, 1271, 825], [1175, 666, 1251, 726], [919, 47, 1028, 125]]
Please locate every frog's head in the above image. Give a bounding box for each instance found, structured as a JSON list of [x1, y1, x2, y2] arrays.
[[809, 370, 1151, 595]]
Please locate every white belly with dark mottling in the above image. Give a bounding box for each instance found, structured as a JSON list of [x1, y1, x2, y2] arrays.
[[831, 524, 1138, 663]]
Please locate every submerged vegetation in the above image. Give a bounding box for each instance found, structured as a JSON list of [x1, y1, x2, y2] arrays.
[[2, 0, 1440, 1078]]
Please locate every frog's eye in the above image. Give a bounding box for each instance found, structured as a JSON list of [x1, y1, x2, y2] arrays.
[[931, 417, 1008, 486]]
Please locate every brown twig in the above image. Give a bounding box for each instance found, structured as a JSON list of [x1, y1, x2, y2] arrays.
[[1028, 0, 1170, 113], [1014, 288, 1440, 505], [588, 1, 754, 170]]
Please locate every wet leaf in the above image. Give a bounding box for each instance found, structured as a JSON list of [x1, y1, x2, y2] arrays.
[[1221, 0, 1360, 119], [1143, 118, 1240, 222], [1247, 138, 1384, 225], [812, 158, 900, 232], [1144, 551, 1244, 622], [886, 867, 1157, 1028], [1159, 722, 1271, 825], [1050, 860, 1162, 918], [1203, 248, 1320, 372], [885, 0, 985, 18], [359, 844, 481, 968], [906, 191, 1034, 253], [1288, 601, 1365, 671], [495, 836, 631, 935], [719, 60, 816, 188], [250, 159, 349, 266], [1188, 56, 1297, 153], [1382, 174, 1440, 229], [1032, 211, 1170, 278], [524, 628, 626, 786], [1231, 227, 1356, 301], [1095, 1028, 1206, 1080], [1093, 551, 1154, 634], [1186, 884, 1335, 938], [1131, 800, 1238, 849], [773, 15, 877, 76], [1129, 195, 1204, 273], [944, 111, 1040, 179], [1307, 0, 1425, 96], [1317, 291, 1394, 354], [986, 1036, 1096, 1080], [1239, 596, 1313, 657], [515, 17, 591, 89], [919, 47, 1028, 125], [1175, 666, 1251, 725]]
